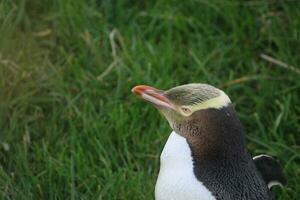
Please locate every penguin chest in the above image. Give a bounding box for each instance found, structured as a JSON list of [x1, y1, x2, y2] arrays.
[[155, 132, 216, 200]]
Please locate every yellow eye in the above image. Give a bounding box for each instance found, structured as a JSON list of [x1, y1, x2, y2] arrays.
[[180, 106, 192, 116]]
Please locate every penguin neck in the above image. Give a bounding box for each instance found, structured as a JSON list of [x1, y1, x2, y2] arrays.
[[173, 105, 247, 162]]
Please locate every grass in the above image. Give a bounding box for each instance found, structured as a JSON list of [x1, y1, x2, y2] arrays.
[[0, 0, 299, 199]]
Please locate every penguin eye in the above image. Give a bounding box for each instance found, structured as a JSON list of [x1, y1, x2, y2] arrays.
[[180, 106, 192, 116]]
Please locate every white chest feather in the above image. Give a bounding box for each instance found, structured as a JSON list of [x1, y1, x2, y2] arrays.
[[155, 132, 216, 200]]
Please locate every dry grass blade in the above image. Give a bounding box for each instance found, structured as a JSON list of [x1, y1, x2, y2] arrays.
[[260, 54, 300, 75], [34, 29, 52, 37], [97, 29, 121, 81], [221, 76, 260, 88], [0, 53, 19, 72]]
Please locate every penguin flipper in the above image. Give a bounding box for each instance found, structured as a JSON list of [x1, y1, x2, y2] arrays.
[[253, 154, 286, 189]]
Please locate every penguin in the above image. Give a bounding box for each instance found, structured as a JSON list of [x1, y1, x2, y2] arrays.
[[132, 83, 285, 200]]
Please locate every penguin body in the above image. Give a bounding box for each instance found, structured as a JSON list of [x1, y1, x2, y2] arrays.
[[156, 106, 272, 200], [132, 83, 285, 200]]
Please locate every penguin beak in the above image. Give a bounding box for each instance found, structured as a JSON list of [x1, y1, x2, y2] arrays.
[[131, 85, 175, 109]]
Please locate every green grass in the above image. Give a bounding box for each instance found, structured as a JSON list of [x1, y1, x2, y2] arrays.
[[0, 0, 299, 199]]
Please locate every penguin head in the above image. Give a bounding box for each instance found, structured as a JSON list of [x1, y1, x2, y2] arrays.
[[132, 83, 231, 132], [132, 83, 244, 156]]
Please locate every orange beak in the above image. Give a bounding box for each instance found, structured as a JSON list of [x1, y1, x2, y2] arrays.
[[131, 85, 174, 109]]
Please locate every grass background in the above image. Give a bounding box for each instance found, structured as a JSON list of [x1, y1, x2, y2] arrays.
[[0, 0, 299, 199]]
